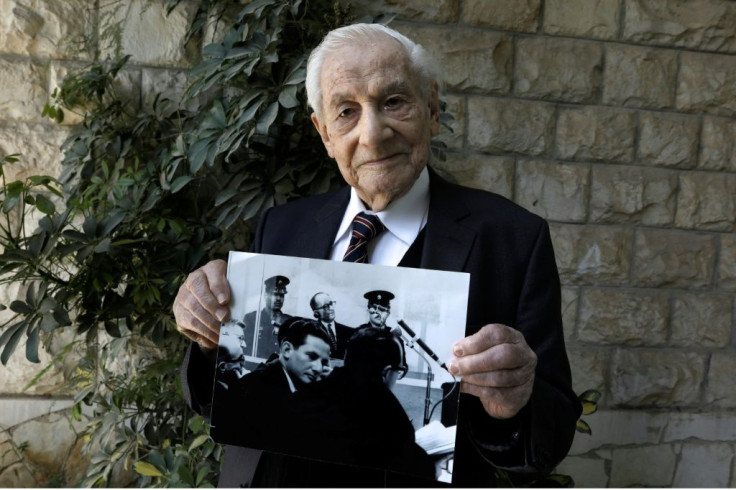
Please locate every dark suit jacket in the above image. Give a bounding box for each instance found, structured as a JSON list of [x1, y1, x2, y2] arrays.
[[182, 168, 580, 487], [279, 367, 436, 480], [321, 321, 354, 359], [210, 360, 293, 449]]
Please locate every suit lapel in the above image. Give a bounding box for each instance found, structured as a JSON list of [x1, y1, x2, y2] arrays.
[[420, 168, 477, 272], [293, 187, 350, 260]]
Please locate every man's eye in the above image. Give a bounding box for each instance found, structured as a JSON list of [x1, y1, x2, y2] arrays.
[[338, 108, 353, 118], [385, 97, 403, 108]]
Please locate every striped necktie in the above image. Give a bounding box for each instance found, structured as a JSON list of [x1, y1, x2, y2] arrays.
[[342, 212, 385, 263]]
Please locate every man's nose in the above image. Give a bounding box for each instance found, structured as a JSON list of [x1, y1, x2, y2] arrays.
[[358, 107, 391, 148]]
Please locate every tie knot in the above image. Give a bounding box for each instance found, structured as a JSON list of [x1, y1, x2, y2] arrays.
[[342, 212, 386, 263], [352, 212, 385, 240]]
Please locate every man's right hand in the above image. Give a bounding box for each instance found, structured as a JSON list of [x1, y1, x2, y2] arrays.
[[173, 259, 231, 350]]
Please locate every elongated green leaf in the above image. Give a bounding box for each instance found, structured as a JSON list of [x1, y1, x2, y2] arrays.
[[576, 419, 592, 435], [25, 326, 40, 363], [134, 461, 164, 478], [9, 300, 32, 314], [188, 434, 209, 452], [1, 323, 26, 365], [256, 102, 278, 134]]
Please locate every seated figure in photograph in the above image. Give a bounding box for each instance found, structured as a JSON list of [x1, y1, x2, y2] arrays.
[[211, 318, 332, 448], [276, 327, 436, 480]]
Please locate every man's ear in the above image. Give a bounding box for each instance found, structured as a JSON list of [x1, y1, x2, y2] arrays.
[[381, 365, 392, 385], [428, 81, 440, 137], [311, 112, 335, 158], [313, 311, 319, 320], [281, 341, 293, 359]]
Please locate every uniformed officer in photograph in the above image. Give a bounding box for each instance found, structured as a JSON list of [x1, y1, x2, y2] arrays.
[[243, 275, 293, 359], [357, 290, 395, 330]]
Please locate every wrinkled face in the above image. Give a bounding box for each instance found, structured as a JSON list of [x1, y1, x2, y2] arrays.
[[312, 293, 336, 323], [311, 36, 440, 211], [282, 335, 331, 384], [265, 290, 285, 311], [219, 321, 247, 360], [367, 302, 390, 328]]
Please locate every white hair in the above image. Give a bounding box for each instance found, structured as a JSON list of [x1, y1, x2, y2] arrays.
[[305, 23, 441, 121]]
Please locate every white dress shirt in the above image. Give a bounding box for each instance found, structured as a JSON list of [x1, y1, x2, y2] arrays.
[[329, 167, 430, 266]]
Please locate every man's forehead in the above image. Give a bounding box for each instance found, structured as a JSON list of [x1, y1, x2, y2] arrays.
[[321, 41, 418, 101]]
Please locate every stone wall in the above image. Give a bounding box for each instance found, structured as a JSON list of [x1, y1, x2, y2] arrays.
[[1, 0, 735, 487]]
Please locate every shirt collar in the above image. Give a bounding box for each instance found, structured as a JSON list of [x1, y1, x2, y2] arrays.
[[333, 166, 430, 248], [281, 365, 297, 393]]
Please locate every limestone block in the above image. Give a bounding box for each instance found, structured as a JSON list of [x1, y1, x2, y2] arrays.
[[434, 153, 514, 199], [700, 116, 736, 171], [514, 37, 602, 104], [468, 97, 554, 155], [673, 443, 734, 487], [0, 399, 75, 429], [516, 159, 589, 222], [461, 0, 541, 32], [0, 348, 70, 396], [556, 106, 635, 163], [670, 293, 732, 347], [568, 409, 668, 455], [720, 234, 736, 291], [561, 286, 579, 342], [590, 164, 677, 226], [665, 412, 736, 442], [677, 52, 736, 117], [578, 288, 668, 346], [101, 0, 199, 67], [397, 25, 512, 93], [632, 229, 716, 288], [543, 0, 620, 40], [566, 345, 607, 394], [0, 0, 90, 59], [62, 436, 90, 487], [706, 352, 736, 407], [10, 411, 75, 477], [352, 0, 459, 23], [550, 224, 633, 285], [676, 171, 736, 231], [0, 122, 69, 178], [435, 94, 465, 151], [639, 111, 699, 168], [603, 44, 677, 109], [0, 59, 48, 122], [555, 455, 609, 488], [623, 0, 736, 53], [609, 444, 677, 487], [0, 462, 36, 487], [611, 349, 706, 407]]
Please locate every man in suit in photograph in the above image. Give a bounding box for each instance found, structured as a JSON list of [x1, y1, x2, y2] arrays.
[[310, 291, 354, 359], [175, 23, 580, 487], [210, 318, 332, 449]]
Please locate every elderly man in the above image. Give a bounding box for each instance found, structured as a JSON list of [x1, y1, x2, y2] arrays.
[[176, 23, 579, 487], [310, 291, 354, 359]]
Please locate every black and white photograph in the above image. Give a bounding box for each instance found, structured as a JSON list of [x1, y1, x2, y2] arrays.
[[210, 251, 470, 483]]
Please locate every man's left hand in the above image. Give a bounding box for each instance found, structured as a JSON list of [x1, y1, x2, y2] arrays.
[[448, 323, 537, 419]]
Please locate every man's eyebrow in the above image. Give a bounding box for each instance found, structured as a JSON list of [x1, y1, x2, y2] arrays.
[[326, 81, 414, 108]]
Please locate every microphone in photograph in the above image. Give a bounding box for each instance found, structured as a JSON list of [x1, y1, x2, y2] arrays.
[[397, 320, 448, 372]]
